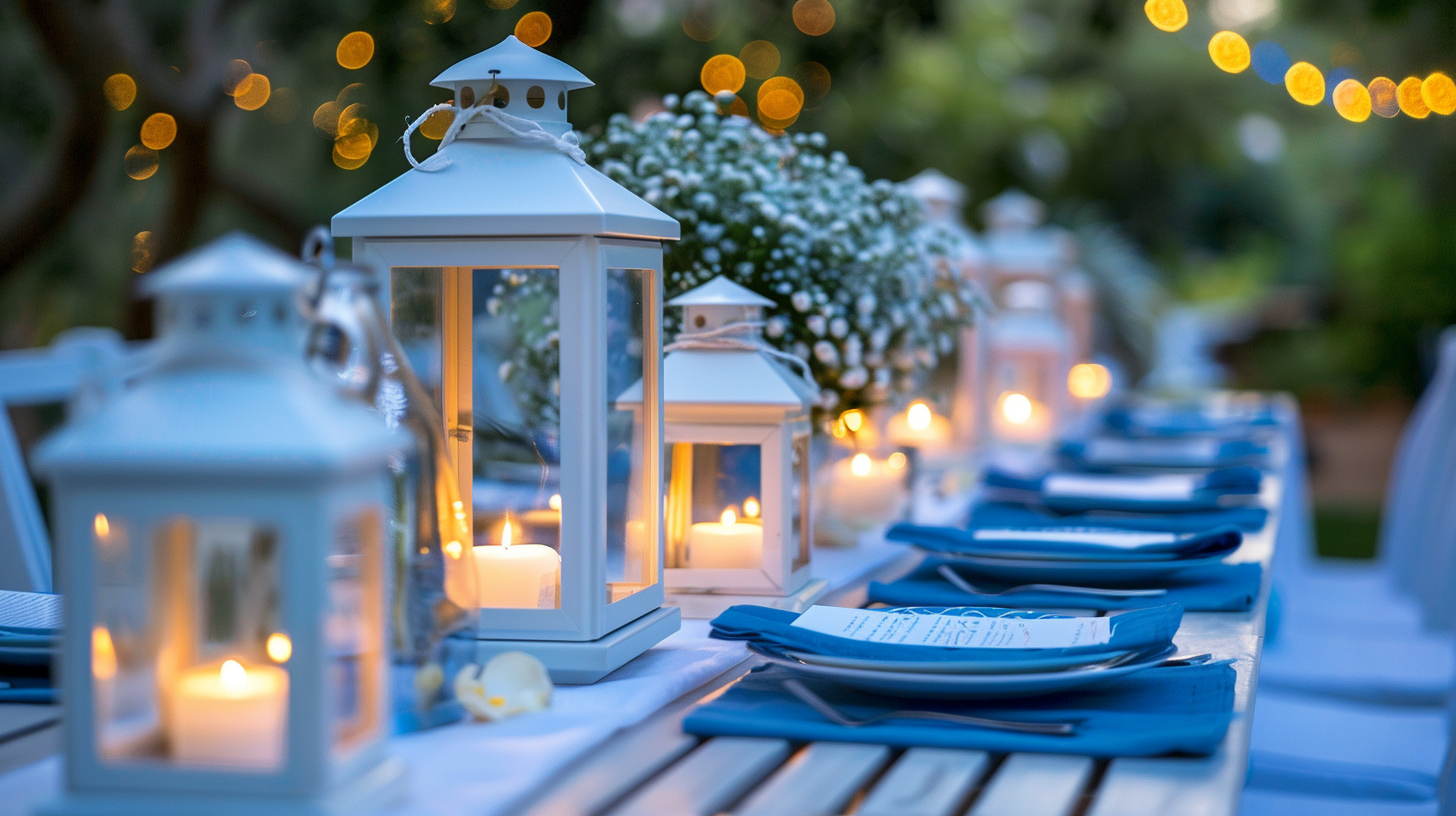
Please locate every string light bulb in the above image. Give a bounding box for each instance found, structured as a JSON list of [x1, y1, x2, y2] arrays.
[[1398, 77, 1432, 118], [1208, 31, 1251, 73], [1422, 72, 1456, 115], [1369, 77, 1400, 118], [1144, 0, 1189, 32], [1333, 79, 1372, 122], [1285, 62, 1326, 105]]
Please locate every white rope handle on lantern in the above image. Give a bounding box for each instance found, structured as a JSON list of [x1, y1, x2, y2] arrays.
[[401, 102, 587, 171], [664, 320, 816, 383]]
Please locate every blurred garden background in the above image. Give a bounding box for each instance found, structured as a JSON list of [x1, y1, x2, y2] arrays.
[[4, 0, 1456, 556]]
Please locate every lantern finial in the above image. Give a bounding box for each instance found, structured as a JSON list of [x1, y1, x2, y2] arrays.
[[431, 35, 593, 136]]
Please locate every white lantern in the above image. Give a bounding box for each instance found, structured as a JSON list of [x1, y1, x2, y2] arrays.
[[985, 280, 1072, 446], [34, 235, 405, 815], [332, 35, 679, 683], [618, 277, 825, 618]]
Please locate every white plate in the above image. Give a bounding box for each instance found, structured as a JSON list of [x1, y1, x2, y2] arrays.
[[782, 648, 1132, 675], [749, 643, 1177, 699], [925, 551, 1230, 583]]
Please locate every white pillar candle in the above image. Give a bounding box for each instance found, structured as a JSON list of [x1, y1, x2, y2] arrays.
[[474, 520, 561, 608], [821, 453, 908, 523], [171, 659, 288, 769], [687, 509, 763, 569], [887, 401, 954, 448]]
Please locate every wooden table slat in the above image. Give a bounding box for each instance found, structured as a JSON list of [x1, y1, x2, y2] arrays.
[[734, 742, 891, 816], [609, 736, 791, 816], [967, 754, 1095, 816], [856, 747, 991, 816]]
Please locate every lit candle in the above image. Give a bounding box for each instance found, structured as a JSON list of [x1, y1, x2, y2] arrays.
[[821, 453, 907, 523], [1067, 363, 1112, 401], [687, 508, 764, 569], [473, 519, 561, 608], [171, 659, 288, 769], [994, 391, 1053, 443], [887, 401, 953, 448]]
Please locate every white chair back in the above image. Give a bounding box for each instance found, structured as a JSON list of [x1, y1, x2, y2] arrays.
[[1385, 328, 1456, 596]]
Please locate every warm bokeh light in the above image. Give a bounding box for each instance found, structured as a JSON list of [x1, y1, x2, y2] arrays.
[[793, 0, 836, 35], [419, 108, 455, 139], [443, 539, 462, 558], [1068, 363, 1113, 400], [740, 40, 781, 80], [131, 232, 157, 274], [266, 633, 292, 663], [337, 32, 374, 70], [1144, 0, 1188, 32], [796, 62, 832, 104], [758, 81, 805, 120], [1285, 62, 1325, 105], [486, 0, 519, 7], [549, 493, 562, 512], [92, 627, 116, 679], [887, 452, 907, 470], [720, 508, 737, 528], [1000, 392, 1033, 425], [314, 100, 343, 136], [841, 408, 864, 433], [103, 74, 136, 110], [336, 127, 374, 160], [850, 453, 872, 477], [332, 144, 368, 169], [1369, 77, 1399, 118], [1422, 72, 1456, 115], [682, 8, 721, 42], [1398, 77, 1431, 118], [233, 74, 271, 110], [743, 497, 760, 518], [700, 54, 746, 95], [93, 513, 110, 539], [424, 0, 456, 25], [1333, 79, 1372, 122], [224, 59, 253, 96], [721, 94, 750, 117], [907, 402, 933, 431], [220, 660, 248, 695], [140, 113, 176, 150], [516, 11, 553, 47], [124, 145, 159, 180], [1208, 31, 1250, 74]]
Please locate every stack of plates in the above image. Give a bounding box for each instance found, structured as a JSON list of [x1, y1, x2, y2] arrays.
[[0, 591, 60, 703]]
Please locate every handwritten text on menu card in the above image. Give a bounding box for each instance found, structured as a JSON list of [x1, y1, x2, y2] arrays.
[[791, 606, 1113, 649]]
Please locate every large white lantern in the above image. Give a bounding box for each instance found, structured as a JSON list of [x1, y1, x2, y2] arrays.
[[34, 235, 405, 815], [332, 35, 680, 683], [985, 280, 1072, 446], [618, 277, 824, 619]]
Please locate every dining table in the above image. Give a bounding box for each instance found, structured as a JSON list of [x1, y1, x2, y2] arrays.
[[0, 394, 1298, 816]]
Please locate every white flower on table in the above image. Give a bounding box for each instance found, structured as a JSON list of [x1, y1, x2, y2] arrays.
[[454, 651, 554, 722]]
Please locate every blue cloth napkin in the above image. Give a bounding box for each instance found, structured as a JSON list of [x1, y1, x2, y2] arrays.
[[683, 661, 1237, 758], [869, 561, 1263, 612], [983, 466, 1263, 513], [1059, 437, 1269, 471], [885, 522, 1243, 561], [969, 501, 1270, 533], [708, 603, 1183, 664], [1102, 403, 1278, 438]]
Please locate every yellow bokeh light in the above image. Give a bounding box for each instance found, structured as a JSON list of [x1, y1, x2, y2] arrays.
[[1284, 62, 1325, 106], [1208, 31, 1250, 74], [549, 493, 562, 511], [887, 452, 907, 470], [93, 513, 110, 539], [314, 100, 343, 136], [743, 497, 760, 518], [224, 59, 253, 96], [131, 231, 157, 274], [1368, 77, 1399, 118], [850, 453, 872, 477], [424, 0, 456, 25], [419, 107, 455, 139], [333, 144, 369, 169], [700, 54, 746, 95], [840, 408, 864, 433], [140, 113, 176, 150], [740, 40, 781, 80], [443, 539, 462, 558], [266, 633, 292, 663], [92, 627, 117, 680], [336, 129, 373, 160], [516, 11, 553, 47], [1398, 77, 1431, 118], [1000, 392, 1033, 425], [1422, 72, 1456, 115], [1144, 0, 1188, 32], [234, 73, 270, 110], [103, 74, 136, 110], [792, 0, 836, 36], [907, 402, 932, 431], [337, 31, 374, 70], [124, 145, 159, 180], [797, 61, 832, 104], [1333, 78, 1372, 122], [760, 76, 805, 107], [1068, 363, 1112, 400], [220, 660, 247, 693], [720, 508, 737, 527]]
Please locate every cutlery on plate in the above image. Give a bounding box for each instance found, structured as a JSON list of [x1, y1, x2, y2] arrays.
[[781, 678, 1078, 735], [936, 565, 1169, 598]]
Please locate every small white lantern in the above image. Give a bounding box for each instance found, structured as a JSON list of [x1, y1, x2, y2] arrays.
[[34, 235, 405, 815], [985, 280, 1072, 446], [618, 277, 825, 618], [332, 36, 680, 682]]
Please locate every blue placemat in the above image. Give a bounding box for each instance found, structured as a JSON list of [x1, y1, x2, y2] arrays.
[[983, 466, 1263, 514], [1059, 437, 1269, 471], [683, 661, 1237, 758], [869, 561, 1264, 612]]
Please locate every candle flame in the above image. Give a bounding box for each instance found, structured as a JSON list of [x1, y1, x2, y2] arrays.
[[907, 402, 932, 431], [548, 493, 562, 511], [743, 497, 761, 518], [220, 659, 247, 694], [92, 626, 117, 680], [841, 409, 864, 433], [887, 452, 907, 470], [1068, 363, 1112, 400], [93, 513, 110, 540], [266, 633, 292, 663], [1000, 392, 1033, 425], [443, 540, 462, 559], [721, 508, 737, 527], [502, 519, 513, 549], [850, 453, 872, 477]]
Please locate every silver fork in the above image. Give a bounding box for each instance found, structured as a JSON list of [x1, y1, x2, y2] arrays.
[[781, 678, 1078, 736], [937, 565, 1169, 598]]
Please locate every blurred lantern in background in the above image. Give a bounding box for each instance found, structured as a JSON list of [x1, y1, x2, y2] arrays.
[[35, 235, 405, 814], [985, 280, 1071, 445], [332, 36, 681, 683], [619, 277, 825, 618]]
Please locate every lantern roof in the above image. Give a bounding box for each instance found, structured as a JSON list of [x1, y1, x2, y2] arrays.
[[431, 35, 593, 91], [139, 232, 309, 297], [668, 276, 774, 307], [905, 169, 967, 208], [982, 188, 1046, 232]]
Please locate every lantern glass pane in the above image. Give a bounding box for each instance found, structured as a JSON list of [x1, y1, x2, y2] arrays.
[[471, 268, 561, 609], [606, 268, 655, 602], [94, 516, 288, 771], [390, 267, 445, 416], [988, 346, 1059, 442], [331, 507, 383, 752], [665, 443, 764, 570], [792, 433, 811, 571]]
